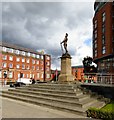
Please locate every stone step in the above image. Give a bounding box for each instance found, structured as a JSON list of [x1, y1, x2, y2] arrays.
[[8, 88, 90, 102], [2, 93, 86, 116], [2, 90, 98, 109], [28, 85, 77, 91], [33, 83, 75, 87], [16, 87, 83, 96], [6, 89, 93, 104], [30, 83, 79, 90]]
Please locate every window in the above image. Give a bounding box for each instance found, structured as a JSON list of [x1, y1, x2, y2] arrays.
[[94, 40, 97, 48], [47, 56, 50, 60], [27, 52, 31, 57], [21, 51, 25, 56], [94, 20, 97, 29], [32, 66, 35, 70], [32, 54, 35, 58], [94, 30, 97, 39], [22, 64, 25, 69], [40, 66, 43, 70], [9, 63, 13, 68], [102, 24, 105, 33], [36, 55, 40, 59], [9, 71, 13, 78], [15, 50, 20, 54], [37, 73, 40, 78], [16, 64, 20, 69], [22, 58, 25, 62], [36, 66, 39, 70], [18, 73, 20, 78], [102, 35, 105, 45], [2, 55, 7, 60], [46, 74, 50, 79], [41, 73, 44, 78], [46, 67, 50, 71], [46, 61, 50, 66], [9, 56, 13, 61], [32, 59, 35, 64], [2, 47, 7, 52], [2, 63, 7, 68], [36, 60, 39, 64], [8, 48, 13, 53], [16, 57, 20, 62], [26, 59, 30, 63], [41, 55, 43, 59], [102, 12, 106, 22], [95, 50, 97, 57], [102, 46, 106, 54], [40, 61, 43, 65], [26, 65, 30, 70]]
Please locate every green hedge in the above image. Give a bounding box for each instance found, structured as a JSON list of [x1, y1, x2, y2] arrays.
[[86, 108, 114, 119]]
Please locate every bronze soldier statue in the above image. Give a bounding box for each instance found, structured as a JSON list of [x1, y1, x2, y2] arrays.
[[60, 33, 68, 54]]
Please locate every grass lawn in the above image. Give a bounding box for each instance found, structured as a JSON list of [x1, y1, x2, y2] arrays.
[[101, 101, 114, 112]]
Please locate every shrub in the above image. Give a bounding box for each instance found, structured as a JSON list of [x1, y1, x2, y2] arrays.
[[86, 107, 114, 119]]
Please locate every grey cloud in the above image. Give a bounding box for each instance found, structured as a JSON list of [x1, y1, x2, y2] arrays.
[[2, 2, 93, 69]]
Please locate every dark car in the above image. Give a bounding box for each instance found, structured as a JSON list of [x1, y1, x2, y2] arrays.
[[10, 82, 26, 87]]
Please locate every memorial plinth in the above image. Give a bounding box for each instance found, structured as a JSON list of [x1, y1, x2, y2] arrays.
[[58, 53, 74, 83]]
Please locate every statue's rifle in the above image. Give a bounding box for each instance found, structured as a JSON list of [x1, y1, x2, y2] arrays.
[[60, 41, 64, 54]]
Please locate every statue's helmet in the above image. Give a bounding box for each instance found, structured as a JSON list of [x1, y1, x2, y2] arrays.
[[66, 33, 68, 36]]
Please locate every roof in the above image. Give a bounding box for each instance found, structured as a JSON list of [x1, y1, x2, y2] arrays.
[[72, 65, 84, 68], [0, 41, 46, 55]]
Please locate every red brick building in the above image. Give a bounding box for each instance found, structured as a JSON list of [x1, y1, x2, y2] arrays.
[[0, 42, 51, 84], [72, 65, 84, 82], [93, 1, 114, 73]]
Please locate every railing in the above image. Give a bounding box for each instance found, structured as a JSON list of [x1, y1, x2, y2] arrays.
[[83, 73, 114, 85]]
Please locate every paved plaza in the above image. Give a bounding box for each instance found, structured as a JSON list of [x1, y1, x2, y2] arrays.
[[0, 86, 85, 119], [0, 97, 85, 118]]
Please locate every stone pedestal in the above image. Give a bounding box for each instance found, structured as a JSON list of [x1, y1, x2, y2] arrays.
[[58, 53, 74, 83]]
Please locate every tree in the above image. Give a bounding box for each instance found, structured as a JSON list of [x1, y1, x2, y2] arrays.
[[82, 56, 97, 73]]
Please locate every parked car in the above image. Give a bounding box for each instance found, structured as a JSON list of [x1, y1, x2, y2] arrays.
[[16, 78, 32, 85], [10, 82, 26, 87]]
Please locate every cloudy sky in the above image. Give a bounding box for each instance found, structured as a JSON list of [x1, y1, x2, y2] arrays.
[[2, 0, 95, 70]]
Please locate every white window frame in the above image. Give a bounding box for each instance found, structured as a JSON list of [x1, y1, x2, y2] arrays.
[[9, 63, 13, 68], [22, 64, 25, 69], [22, 58, 25, 62], [2, 47, 7, 52], [21, 51, 25, 56], [26, 59, 30, 63], [36, 55, 40, 59], [41, 55, 43, 59], [46, 74, 50, 79], [9, 56, 13, 61], [2, 63, 7, 68], [2, 55, 7, 60], [15, 50, 20, 54], [41, 73, 44, 78], [9, 71, 13, 78], [27, 52, 31, 57], [16, 64, 20, 69], [32, 59, 35, 64], [36, 60, 39, 64], [16, 57, 20, 62], [32, 54, 35, 58]]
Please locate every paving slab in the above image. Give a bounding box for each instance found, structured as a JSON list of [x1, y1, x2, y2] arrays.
[[0, 97, 86, 118]]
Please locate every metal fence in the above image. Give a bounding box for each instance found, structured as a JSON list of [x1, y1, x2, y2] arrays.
[[84, 73, 114, 85]]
